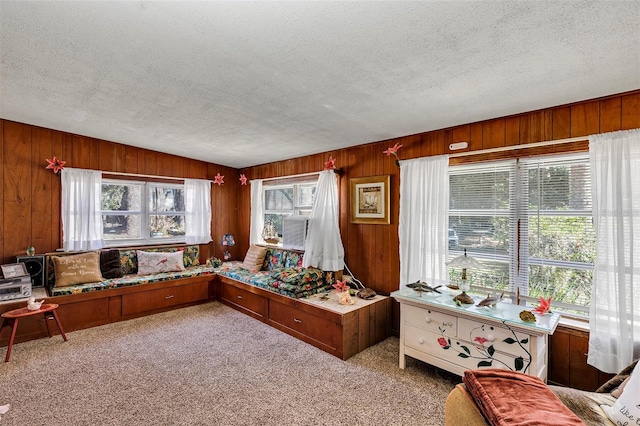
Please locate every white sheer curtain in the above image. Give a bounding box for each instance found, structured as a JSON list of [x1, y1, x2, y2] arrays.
[[588, 129, 640, 373], [184, 178, 212, 244], [303, 170, 344, 271], [249, 179, 264, 245], [399, 155, 449, 289], [61, 168, 104, 251]]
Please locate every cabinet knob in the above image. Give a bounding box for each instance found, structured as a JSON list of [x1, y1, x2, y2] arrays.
[[486, 334, 495, 342], [237, 295, 243, 299], [165, 294, 175, 300], [294, 318, 302, 324], [424, 316, 432, 323], [418, 338, 424, 344]]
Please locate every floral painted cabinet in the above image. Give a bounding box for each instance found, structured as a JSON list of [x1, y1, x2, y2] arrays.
[[392, 290, 560, 381]]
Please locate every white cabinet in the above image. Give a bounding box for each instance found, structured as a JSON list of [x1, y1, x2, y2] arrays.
[[392, 289, 560, 381]]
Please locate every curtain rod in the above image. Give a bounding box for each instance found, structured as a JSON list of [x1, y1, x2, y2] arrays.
[[258, 170, 321, 183], [448, 136, 588, 158], [102, 171, 212, 183]]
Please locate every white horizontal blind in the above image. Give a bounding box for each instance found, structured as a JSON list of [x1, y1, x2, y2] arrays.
[[521, 153, 594, 310], [448, 153, 594, 315], [449, 160, 517, 292]]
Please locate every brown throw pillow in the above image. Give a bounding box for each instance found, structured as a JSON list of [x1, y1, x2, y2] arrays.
[[463, 369, 585, 426], [53, 252, 104, 287], [100, 249, 124, 279], [242, 245, 267, 272], [611, 376, 630, 398]]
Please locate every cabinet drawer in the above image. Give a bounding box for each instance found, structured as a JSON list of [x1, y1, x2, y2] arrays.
[[121, 282, 208, 316], [403, 304, 457, 336], [405, 324, 524, 373], [269, 300, 339, 349], [458, 317, 530, 358], [219, 284, 268, 319]]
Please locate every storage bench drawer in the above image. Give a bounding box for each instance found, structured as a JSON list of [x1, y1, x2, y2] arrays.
[[121, 282, 208, 316], [269, 300, 339, 349], [219, 283, 268, 319]]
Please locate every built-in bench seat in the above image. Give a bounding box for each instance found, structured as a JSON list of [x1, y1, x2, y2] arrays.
[[2, 244, 391, 361]]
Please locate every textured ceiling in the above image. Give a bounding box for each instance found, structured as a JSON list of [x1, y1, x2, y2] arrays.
[[1, 1, 639, 168]]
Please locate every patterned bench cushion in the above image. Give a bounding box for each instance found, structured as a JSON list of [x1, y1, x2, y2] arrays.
[[217, 265, 331, 299], [218, 247, 339, 299], [50, 265, 215, 296], [47, 245, 202, 291]]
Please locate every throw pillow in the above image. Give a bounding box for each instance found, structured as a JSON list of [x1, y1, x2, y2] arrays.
[[611, 376, 630, 399], [242, 245, 268, 272], [137, 250, 185, 275], [100, 249, 124, 279], [602, 360, 640, 424], [53, 252, 104, 287]]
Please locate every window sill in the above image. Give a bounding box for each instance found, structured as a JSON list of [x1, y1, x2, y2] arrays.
[[558, 316, 590, 332]]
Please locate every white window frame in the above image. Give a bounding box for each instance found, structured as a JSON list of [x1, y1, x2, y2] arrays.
[[101, 178, 186, 247], [448, 153, 594, 317], [262, 179, 318, 244]]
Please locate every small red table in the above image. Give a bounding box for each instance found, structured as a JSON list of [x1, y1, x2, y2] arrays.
[[0, 303, 67, 362]]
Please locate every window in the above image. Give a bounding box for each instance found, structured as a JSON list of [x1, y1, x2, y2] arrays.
[[263, 181, 316, 241], [449, 153, 594, 316], [101, 180, 186, 245]]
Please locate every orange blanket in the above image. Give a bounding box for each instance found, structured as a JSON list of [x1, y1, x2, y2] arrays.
[[463, 369, 585, 426]]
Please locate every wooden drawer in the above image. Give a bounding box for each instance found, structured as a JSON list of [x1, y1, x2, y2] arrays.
[[269, 300, 339, 350], [219, 283, 268, 319], [458, 317, 530, 359], [404, 324, 522, 372], [121, 282, 208, 316], [403, 304, 457, 336]]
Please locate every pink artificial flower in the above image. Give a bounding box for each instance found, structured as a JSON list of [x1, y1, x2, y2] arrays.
[[213, 173, 224, 186], [239, 174, 248, 185], [45, 156, 66, 174], [383, 143, 402, 156], [324, 155, 336, 170], [332, 279, 349, 293], [383, 143, 403, 165], [474, 337, 488, 345], [533, 296, 553, 315]]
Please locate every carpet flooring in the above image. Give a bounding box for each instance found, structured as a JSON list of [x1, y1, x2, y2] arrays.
[[0, 302, 460, 425]]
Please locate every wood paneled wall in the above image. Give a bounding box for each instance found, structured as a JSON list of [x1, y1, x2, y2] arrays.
[[2, 90, 638, 304], [238, 90, 640, 310], [0, 119, 239, 264]]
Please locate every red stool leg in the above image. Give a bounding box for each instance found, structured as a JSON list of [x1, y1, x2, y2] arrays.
[[50, 309, 67, 342], [44, 313, 52, 338], [4, 318, 18, 362]]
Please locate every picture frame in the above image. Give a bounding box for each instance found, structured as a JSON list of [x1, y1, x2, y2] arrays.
[[350, 175, 390, 224], [1, 262, 28, 279]]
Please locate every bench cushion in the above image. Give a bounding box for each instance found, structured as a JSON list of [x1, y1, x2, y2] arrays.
[[50, 265, 215, 296], [48, 245, 201, 288]]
